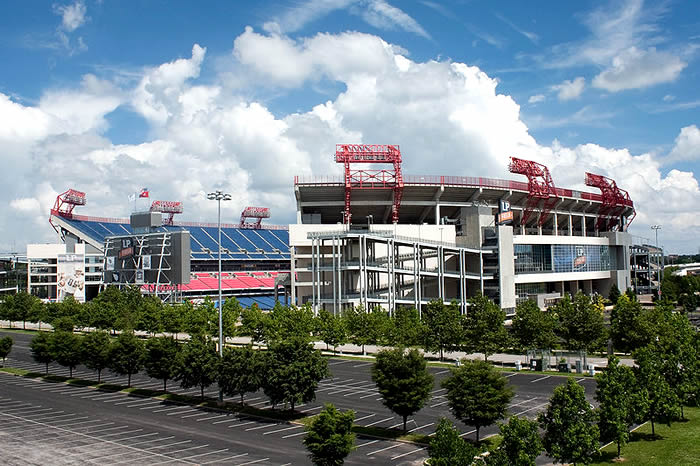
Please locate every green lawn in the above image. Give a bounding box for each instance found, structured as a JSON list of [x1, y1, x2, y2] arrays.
[[592, 406, 700, 465]]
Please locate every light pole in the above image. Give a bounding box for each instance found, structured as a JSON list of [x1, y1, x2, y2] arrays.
[[651, 225, 661, 298], [207, 189, 231, 403], [366, 214, 373, 228]]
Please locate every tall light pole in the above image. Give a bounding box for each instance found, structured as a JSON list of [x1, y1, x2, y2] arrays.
[[207, 189, 231, 403], [651, 225, 661, 298]]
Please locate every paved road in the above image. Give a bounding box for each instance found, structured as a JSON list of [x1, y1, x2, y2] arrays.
[[1, 330, 597, 464]]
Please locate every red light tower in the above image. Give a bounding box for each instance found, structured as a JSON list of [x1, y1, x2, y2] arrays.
[[335, 144, 404, 224], [150, 200, 184, 226], [584, 172, 635, 231], [508, 157, 559, 227], [49, 188, 87, 233], [240, 206, 270, 229]]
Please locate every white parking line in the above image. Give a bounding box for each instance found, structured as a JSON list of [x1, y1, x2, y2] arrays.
[[435, 370, 450, 375], [152, 405, 191, 414], [459, 429, 477, 438], [354, 413, 376, 423], [430, 400, 450, 408], [200, 453, 248, 465], [514, 401, 550, 416], [159, 443, 208, 456], [100, 429, 143, 438], [181, 448, 229, 460], [367, 443, 402, 456], [196, 414, 229, 422], [363, 417, 393, 428], [229, 421, 256, 428], [408, 422, 434, 433], [352, 362, 372, 367], [114, 398, 159, 406], [1, 404, 41, 413], [504, 372, 519, 378], [300, 405, 324, 413], [356, 440, 380, 448], [181, 411, 210, 419], [391, 447, 427, 460], [238, 458, 270, 465], [328, 359, 353, 365], [509, 397, 538, 408], [281, 430, 307, 438], [530, 375, 551, 383], [245, 423, 278, 431], [145, 439, 191, 450], [263, 425, 303, 435], [212, 416, 240, 425]]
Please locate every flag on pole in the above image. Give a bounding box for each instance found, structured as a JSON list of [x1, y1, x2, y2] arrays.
[[128, 193, 136, 202], [139, 188, 150, 198]]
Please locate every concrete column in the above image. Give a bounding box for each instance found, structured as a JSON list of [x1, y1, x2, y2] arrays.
[[554, 212, 558, 235], [582, 215, 586, 237], [435, 204, 441, 225], [568, 214, 573, 236]]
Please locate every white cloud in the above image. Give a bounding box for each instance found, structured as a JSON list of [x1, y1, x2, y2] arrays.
[[663, 94, 675, 102], [668, 125, 700, 162], [551, 77, 586, 101], [592, 47, 686, 92], [55, 1, 87, 32], [494, 13, 538, 44], [357, 0, 430, 39], [2, 27, 699, 253], [528, 94, 545, 104]]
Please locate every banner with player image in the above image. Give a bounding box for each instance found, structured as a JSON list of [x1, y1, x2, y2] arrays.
[[57, 254, 85, 302]]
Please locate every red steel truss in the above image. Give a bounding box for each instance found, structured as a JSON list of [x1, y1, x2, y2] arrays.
[[240, 206, 270, 229], [584, 172, 635, 231], [150, 200, 184, 226], [49, 188, 87, 233], [335, 144, 404, 223], [508, 157, 559, 227]]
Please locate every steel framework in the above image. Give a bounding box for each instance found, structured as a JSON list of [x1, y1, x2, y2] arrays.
[[335, 144, 404, 224], [150, 200, 183, 226], [585, 172, 635, 231], [49, 188, 87, 233], [240, 206, 270, 229], [508, 157, 559, 227]]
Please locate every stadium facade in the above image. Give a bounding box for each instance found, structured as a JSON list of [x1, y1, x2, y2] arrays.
[[290, 145, 637, 315]]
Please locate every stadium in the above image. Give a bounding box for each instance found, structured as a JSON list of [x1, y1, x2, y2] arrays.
[[27, 144, 640, 313]]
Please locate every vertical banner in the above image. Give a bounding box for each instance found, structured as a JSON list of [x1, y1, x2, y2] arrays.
[[57, 254, 85, 302], [142, 255, 151, 270]]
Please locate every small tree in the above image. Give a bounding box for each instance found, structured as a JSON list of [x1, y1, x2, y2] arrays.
[[488, 416, 542, 466], [389, 306, 423, 347], [161, 303, 185, 339], [80, 331, 112, 383], [11, 291, 43, 330], [303, 403, 355, 466], [262, 338, 329, 411], [608, 284, 621, 305], [30, 332, 53, 374], [50, 331, 82, 378], [634, 345, 679, 436], [610, 294, 645, 353], [316, 309, 347, 353], [371, 347, 433, 433], [462, 294, 509, 360], [595, 356, 636, 459], [108, 332, 145, 387], [138, 295, 164, 336], [240, 305, 271, 348], [268, 302, 316, 343], [144, 336, 181, 392], [343, 306, 378, 355], [538, 379, 599, 465], [554, 292, 606, 352], [429, 417, 480, 466], [420, 299, 462, 361], [176, 334, 219, 400], [511, 300, 557, 351], [0, 336, 13, 365], [442, 359, 514, 443], [218, 345, 263, 404]]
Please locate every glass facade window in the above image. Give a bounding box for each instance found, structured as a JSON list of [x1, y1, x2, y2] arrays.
[[515, 244, 616, 274], [516, 283, 546, 303]]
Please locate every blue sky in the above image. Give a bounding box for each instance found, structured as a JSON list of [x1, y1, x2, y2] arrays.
[[0, 0, 698, 252]]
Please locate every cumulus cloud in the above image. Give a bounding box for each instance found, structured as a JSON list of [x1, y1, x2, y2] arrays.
[[528, 94, 545, 104], [55, 1, 87, 32], [592, 47, 686, 92], [668, 125, 700, 162], [2, 27, 699, 252], [551, 77, 585, 101]]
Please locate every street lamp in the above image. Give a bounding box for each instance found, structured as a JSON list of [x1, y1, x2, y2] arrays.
[[207, 189, 231, 403], [651, 225, 661, 298]]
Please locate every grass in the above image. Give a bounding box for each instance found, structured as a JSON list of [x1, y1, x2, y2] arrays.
[[591, 406, 700, 465]]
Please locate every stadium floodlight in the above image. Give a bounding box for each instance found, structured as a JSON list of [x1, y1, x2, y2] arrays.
[[206, 189, 231, 404]]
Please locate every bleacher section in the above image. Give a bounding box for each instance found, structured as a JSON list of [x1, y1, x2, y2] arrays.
[[61, 216, 290, 261]]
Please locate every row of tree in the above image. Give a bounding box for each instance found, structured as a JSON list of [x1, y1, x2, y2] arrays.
[[29, 331, 329, 409]]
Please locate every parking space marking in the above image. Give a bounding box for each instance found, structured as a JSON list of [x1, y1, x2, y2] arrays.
[[435, 370, 450, 375], [429, 399, 450, 408], [391, 447, 427, 460], [181, 411, 211, 419], [145, 439, 192, 451], [367, 443, 402, 456], [200, 453, 248, 465], [113, 398, 159, 406], [282, 430, 307, 439], [354, 413, 376, 423], [151, 405, 191, 414], [514, 401, 550, 416], [212, 416, 240, 425], [356, 440, 380, 448], [300, 405, 324, 413], [504, 372, 519, 378], [328, 359, 353, 366], [238, 458, 270, 465], [509, 397, 538, 408], [408, 422, 434, 433], [181, 448, 229, 461], [196, 414, 228, 422], [1, 404, 41, 413], [100, 429, 143, 438], [245, 423, 278, 432], [530, 375, 551, 383], [161, 444, 209, 456], [352, 362, 372, 368], [459, 429, 477, 438], [263, 425, 303, 435], [363, 416, 394, 428], [229, 421, 256, 428]]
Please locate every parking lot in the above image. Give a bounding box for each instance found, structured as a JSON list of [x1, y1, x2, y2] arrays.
[[0, 330, 597, 464]]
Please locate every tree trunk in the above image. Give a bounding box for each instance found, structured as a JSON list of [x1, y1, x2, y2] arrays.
[[69, 366, 73, 378], [97, 369, 102, 383], [476, 426, 480, 444], [651, 418, 655, 436], [45, 362, 49, 375], [439, 348, 443, 361], [163, 379, 167, 392], [362, 344, 365, 356], [403, 415, 408, 433], [201, 385, 205, 400], [484, 353, 488, 362], [128, 372, 132, 388], [681, 404, 685, 420], [617, 440, 621, 458], [240, 393, 244, 404], [23, 320, 26, 330]]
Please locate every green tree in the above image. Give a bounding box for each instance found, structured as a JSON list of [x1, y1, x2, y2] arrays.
[[316, 309, 347, 353], [428, 417, 480, 466], [80, 331, 112, 383], [595, 356, 636, 459], [442, 359, 514, 443], [162, 302, 185, 339], [538, 379, 599, 465], [488, 416, 542, 466], [84, 287, 118, 331], [138, 295, 164, 336], [268, 302, 316, 342], [0, 336, 13, 365], [30, 332, 54, 374], [389, 307, 423, 347], [50, 331, 82, 378], [116, 286, 143, 332], [262, 338, 329, 411], [610, 294, 645, 353], [462, 294, 509, 360], [368, 308, 393, 347], [420, 299, 462, 361], [221, 297, 242, 340], [218, 346, 263, 404], [371, 347, 433, 433], [303, 403, 355, 466], [240, 305, 271, 348], [10, 291, 43, 330], [554, 292, 606, 352], [608, 284, 621, 305], [343, 307, 375, 355], [634, 345, 679, 435], [186, 299, 211, 337], [176, 334, 219, 400], [28, 299, 48, 330], [144, 336, 181, 392], [511, 300, 557, 351], [108, 332, 145, 387]]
